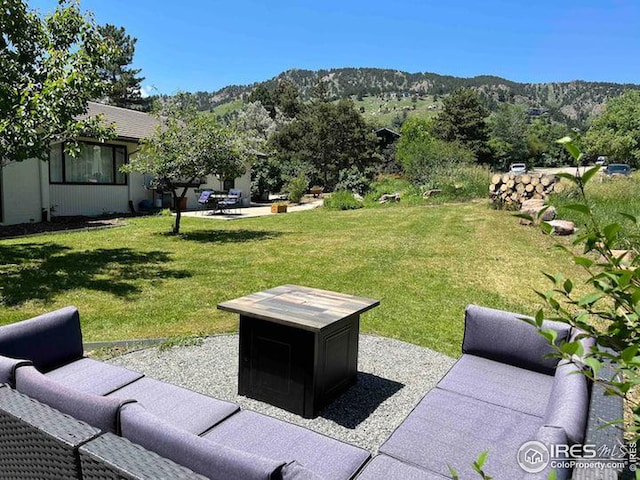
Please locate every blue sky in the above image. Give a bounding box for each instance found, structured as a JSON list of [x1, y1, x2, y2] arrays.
[[29, 0, 640, 95]]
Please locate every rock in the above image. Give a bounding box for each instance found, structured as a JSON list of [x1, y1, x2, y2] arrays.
[[519, 199, 556, 224], [378, 192, 401, 204], [423, 189, 442, 198], [547, 220, 575, 236]]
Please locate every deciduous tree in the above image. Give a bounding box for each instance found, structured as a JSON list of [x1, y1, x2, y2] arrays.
[[0, 0, 117, 166], [125, 109, 250, 234], [487, 104, 528, 169], [584, 90, 640, 167], [396, 118, 475, 185]]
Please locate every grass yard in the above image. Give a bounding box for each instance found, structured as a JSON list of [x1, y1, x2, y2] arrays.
[[0, 201, 587, 357]]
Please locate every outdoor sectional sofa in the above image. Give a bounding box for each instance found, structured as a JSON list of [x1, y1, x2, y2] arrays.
[[0, 304, 623, 479]]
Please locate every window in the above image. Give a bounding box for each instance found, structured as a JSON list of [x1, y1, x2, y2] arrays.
[[223, 178, 235, 191], [49, 142, 127, 185]]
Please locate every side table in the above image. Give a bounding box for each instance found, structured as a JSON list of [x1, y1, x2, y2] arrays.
[[218, 285, 379, 418]]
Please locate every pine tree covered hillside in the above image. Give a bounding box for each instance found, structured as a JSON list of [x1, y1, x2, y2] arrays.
[[154, 68, 640, 127]]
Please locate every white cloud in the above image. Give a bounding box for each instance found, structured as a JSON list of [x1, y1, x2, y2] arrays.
[[139, 85, 154, 98]]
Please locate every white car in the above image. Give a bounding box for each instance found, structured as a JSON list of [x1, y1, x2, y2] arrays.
[[509, 163, 527, 174]]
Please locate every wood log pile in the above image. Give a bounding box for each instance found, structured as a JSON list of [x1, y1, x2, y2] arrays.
[[489, 172, 562, 209]]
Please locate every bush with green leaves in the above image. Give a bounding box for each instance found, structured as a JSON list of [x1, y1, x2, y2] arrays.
[[323, 190, 363, 210], [396, 118, 475, 186], [429, 165, 491, 202], [334, 166, 374, 196], [528, 137, 640, 441], [548, 173, 640, 248], [285, 172, 309, 203], [362, 176, 423, 207]]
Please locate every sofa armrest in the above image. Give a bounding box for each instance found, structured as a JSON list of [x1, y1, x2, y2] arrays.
[[0, 384, 101, 479], [15, 365, 132, 434], [572, 358, 627, 480], [0, 306, 84, 371], [462, 304, 571, 374], [543, 360, 589, 445], [79, 432, 207, 479], [119, 403, 287, 480], [0, 355, 32, 387]]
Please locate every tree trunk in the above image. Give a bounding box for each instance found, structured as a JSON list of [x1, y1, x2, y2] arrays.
[[172, 191, 182, 234]]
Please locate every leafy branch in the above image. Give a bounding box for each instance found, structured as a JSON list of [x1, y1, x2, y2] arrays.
[[531, 136, 640, 440]]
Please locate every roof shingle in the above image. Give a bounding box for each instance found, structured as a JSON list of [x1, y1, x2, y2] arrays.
[[78, 102, 160, 142]]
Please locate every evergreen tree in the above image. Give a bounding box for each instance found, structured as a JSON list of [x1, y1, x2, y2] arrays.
[[432, 88, 491, 163], [98, 24, 149, 111], [247, 84, 276, 118], [273, 80, 300, 118], [270, 100, 380, 188]]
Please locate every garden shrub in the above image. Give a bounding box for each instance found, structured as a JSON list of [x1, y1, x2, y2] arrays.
[[429, 165, 491, 202], [362, 176, 423, 207], [548, 172, 640, 247], [324, 190, 363, 210], [334, 166, 374, 195], [285, 172, 309, 203]]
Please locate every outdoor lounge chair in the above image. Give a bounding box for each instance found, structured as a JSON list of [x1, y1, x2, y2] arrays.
[[216, 189, 242, 214]]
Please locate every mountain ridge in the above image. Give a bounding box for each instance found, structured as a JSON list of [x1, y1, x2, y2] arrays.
[[160, 67, 640, 125]]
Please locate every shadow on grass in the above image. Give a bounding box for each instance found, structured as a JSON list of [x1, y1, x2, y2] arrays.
[[0, 243, 190, 306], [175, 229, 282, 243], [319, 372, 404, 429]]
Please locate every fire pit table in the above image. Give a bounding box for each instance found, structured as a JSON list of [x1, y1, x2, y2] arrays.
[[218, 285, 380, 418]]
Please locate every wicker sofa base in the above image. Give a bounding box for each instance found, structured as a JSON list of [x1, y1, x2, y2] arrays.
[[0, 385, 205, 480]]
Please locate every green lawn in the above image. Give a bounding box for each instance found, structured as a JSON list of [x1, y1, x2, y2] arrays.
[[0, 202, 586, 357]]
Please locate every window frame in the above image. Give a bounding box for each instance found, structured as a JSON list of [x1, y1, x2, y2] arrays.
[[49, 141, 128, 186]]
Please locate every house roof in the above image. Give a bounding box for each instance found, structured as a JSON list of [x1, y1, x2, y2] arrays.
[[375, 127, 401, 138], [78, 102, 161, 142]]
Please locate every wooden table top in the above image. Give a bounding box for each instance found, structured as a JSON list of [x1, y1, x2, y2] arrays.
[[217, 285, 380, 331]]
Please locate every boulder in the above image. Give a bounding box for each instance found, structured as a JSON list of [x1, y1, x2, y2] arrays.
[[519, 199, 556, 225], [547, 220, 575, 236], [379, 192, 401, 204]]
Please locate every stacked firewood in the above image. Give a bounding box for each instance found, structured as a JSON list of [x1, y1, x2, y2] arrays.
[[489, 172, 562, 209]]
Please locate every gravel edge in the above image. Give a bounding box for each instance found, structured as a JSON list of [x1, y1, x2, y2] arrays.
[[108, 333, 456, 452]]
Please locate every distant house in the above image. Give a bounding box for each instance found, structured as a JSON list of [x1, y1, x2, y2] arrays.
[[375, 127, 401, 150], [0, 102, 251, 225]]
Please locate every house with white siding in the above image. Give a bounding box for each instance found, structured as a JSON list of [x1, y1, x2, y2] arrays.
[[0, 102, 251, 225]]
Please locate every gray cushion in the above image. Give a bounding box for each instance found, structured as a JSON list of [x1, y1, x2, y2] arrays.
[[380, 388, 542, 479], [528, 426, 571, 480], [107, 377, 239, 435], [437, 354, 554, 417], [0, 306, 83, 371], [45, 357, 143, 395], [543, 360, 589, 444], [356, 455, 449, 479], [119, 403, 285, 480], [462, 304, 570, 374], [0, 354, 31, 387], [15, 365, 130, 433], [203, 410, 370, 480], [281, 461, 325, 480]]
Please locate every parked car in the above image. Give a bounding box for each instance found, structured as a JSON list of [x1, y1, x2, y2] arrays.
[[604, 163, 632, 176], [595, 156, 607, 166], [509, 163, 527, 174]]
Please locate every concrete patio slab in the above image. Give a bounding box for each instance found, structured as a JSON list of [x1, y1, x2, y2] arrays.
[[180, 199, 323, 220]]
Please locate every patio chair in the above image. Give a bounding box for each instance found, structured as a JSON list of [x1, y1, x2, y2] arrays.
[[197, 191, 214, 214], [217, 189, 242, 214]]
